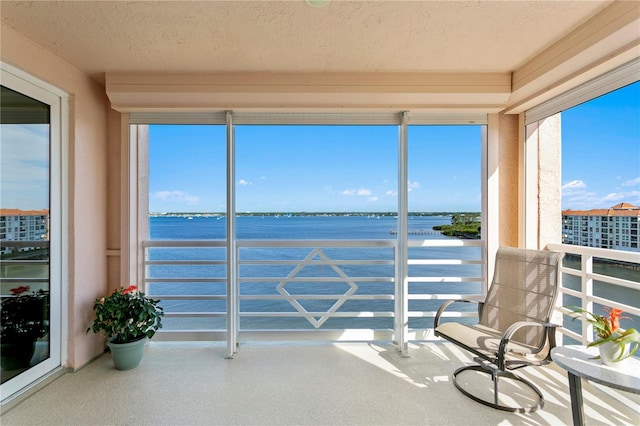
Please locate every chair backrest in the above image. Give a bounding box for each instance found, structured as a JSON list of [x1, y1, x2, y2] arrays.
[[480, 247, 563, 348]]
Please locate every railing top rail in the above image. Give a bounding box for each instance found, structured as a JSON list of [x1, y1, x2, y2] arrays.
[[408, 239, 485, 247], [0, 241, 49, 248], [238, 239, 396, 248], [0, 260, 49, 265], [547, 243, 640, 264], [143, 238, 487, 249], [143, 239, 397, 248], [143, 240, 226, 248]]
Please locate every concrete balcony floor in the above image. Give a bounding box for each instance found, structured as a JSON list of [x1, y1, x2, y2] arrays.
[[2, 341, 639, 425]]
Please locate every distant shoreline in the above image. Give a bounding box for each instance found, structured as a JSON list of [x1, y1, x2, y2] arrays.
[[149, 211, 480, 218]]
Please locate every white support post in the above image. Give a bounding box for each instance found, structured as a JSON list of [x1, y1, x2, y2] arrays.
[[582, 254, 594, 345], [486, 114, 500, 283], [395, 112, 409, 357], [480, 124, 489, 295], [137, 125, 150, 290], [226, 111, 238, 358], [127, 123, 139, 288]]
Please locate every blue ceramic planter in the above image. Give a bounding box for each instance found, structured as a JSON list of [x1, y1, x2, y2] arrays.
[[107, 337, 147, 370]]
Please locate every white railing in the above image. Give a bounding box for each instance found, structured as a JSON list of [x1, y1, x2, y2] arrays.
[[407, 239, 486, 339], [142, 238, 486, 341], [238, 240, 395, 340], [0, 241, 50, 287], [547, 243, 640, 346], [142, 240, 228, 340]]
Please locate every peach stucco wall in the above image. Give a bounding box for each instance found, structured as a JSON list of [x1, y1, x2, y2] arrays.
[[1, 23, 110, 369], [537, 114, 563, 248]]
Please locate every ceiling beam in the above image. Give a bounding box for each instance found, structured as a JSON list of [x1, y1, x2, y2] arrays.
[[106, 72, 511, 113]]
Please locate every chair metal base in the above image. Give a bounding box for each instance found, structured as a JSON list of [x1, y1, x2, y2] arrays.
[[452, 364, 544, 413]]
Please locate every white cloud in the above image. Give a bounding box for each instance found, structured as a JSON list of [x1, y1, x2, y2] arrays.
[[602, 192, 624, 202], [408, 180, 420, 192], [341, 188, 372, 197], [562, 180, 587, 191], [621, 177, 640, 187], [238, 179, 252, 186], [386, 190, 397, 196], [367, 196, 379, 202], [152, 190, 199, 205], [602, 190, 640, 203], [564, 192, 597, 203], [563, 189, 640, 210]]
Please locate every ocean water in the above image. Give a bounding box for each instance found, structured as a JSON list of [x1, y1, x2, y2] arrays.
[[148, 215, 483, 331], [150, 214, 450, 240]]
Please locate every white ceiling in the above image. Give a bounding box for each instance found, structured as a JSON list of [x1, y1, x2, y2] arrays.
[[1, 1, 613, 83]]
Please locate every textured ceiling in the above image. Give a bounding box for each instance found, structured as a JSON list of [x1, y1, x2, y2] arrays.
[[1, 1, 612, 82]]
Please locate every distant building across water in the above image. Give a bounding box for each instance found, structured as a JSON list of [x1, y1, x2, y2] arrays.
[[562, 203, 639, 252], [0, 208, 49, 255]]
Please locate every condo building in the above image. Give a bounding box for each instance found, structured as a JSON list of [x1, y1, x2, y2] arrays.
[[562, 203, 640, 252], [0, 208, 49, 255]]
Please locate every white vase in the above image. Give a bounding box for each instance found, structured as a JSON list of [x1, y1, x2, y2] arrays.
[[598, 341, 628, 367]]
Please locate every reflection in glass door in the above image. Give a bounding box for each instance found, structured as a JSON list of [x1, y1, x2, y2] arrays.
[[0, 85, 50, 384], [1, 66, 62, 402]]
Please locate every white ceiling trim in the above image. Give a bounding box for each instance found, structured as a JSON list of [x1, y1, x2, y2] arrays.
[[505, 1, 640, 114], [106, 72, 510, 114], [525, 57, 640, 124], [129, 111, 488, 125]]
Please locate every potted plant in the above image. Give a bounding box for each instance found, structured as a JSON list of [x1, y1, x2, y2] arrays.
[[0, 286, 49, 370], [568, 306, 639, 366], [87, 285, 163, 370]]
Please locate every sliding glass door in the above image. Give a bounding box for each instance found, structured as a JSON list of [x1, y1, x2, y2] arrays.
[[1, 66, 63, 402]]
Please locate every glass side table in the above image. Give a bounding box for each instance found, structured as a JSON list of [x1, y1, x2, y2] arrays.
[[551, 345, 640, 426]]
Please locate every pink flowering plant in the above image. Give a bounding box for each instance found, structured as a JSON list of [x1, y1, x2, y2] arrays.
[[1, 286, 49, 341], [87, 285, 163, 344]]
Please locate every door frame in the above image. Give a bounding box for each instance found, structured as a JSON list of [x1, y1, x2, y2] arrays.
[[0, 62, 68, 404]]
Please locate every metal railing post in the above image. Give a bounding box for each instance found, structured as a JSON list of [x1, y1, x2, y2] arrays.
[[226, 111, 238, 358], [582, 253, 594, 346], [395, 112, 409, 357]]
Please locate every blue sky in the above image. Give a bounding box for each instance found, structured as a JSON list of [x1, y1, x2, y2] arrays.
[[147, 83, 639, 213], [561, 81, 640, 210], [149, 124, 481, 213], [0, 124, 49, 210]]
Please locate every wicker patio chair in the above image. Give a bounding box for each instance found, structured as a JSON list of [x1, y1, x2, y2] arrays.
[[434, 246, 564, 413]]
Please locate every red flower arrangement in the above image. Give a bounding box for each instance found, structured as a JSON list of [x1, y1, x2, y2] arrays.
[[87, 285, 163, 344], [569, 306, 639, 362], [1, 286, 49, 341]]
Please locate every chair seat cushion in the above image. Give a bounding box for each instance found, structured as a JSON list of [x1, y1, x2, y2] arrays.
[[435, 322, 538, 358]]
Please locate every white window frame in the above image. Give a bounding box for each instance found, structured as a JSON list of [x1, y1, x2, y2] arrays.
[[0, 62, 69, 403], [130, 112, 489, 356]]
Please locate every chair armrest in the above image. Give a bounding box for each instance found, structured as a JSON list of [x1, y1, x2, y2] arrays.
[[433, 299, 483, 329], [497, 321, 560, 369]]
